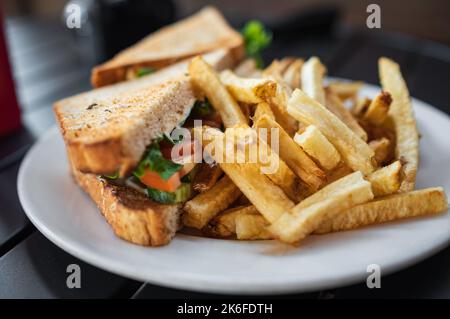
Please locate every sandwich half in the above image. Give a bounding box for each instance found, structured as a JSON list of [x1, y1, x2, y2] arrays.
[[55, 49, 239, 246], [91, 6, 244, 87]]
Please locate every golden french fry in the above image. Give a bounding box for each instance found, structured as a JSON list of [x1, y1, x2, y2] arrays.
[[363, 91, 392, 126], [328, 81, 363, 101], [189, 56, 247, 127], [325, 162, 353, 185], [235, 211, 273, 240], [325, 89, 368, 141], [379, 57, 419, 192], [254, 115, 326, 191], [196, 127, 295, 223], [253, 101, 275, 124], [315, 187, 448, 234], [288, 89, 376, 175], [352, 97, 372, 117], [183, 176, 242, 229], [301, 57, 326, 105], [294, 125, 341, 171], [192, 163, 223, 192], [220, 70, 277, 104], [367, 161, 402, 197], [369, 137, 392, 166], [207, 206, 273, 240], [283, 59, 303, 89], [224, 125, 303, 202], [234, 58, 258, 77], [270, 171, 374, 243]]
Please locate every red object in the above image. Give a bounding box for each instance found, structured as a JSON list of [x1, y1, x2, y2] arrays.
[[0, 7, 21, 136]]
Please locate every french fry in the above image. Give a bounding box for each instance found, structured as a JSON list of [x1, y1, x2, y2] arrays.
[[207, 206, 273, 240], [325, 162, 353, 185], [220, 70, 277, 104], [288, 89, 376, 175], [192, 163, 223, 192], [369, 137, 392, 166], [235, 211, 273, 240], [195, 127, 295, 223], [294, 125, 341, 171], [379, 57, 419, 192], [315, 187, 448, 234], [328, 81, 363, 101], [253, 101, 275, 124], [254, 115, 326, 191], [283, 58, 303, 89], [183, 176, 242, 229], [362, 91, 392, 126], [224, 125, 303, 202], [269, 171, 374, 244], [207, 206, 247, 238], [367, 161, 402, 197], [189, 56, 247, 127], [325, 89, 368, 141], [352, 97, 371, 117], [234, 58, 258, 77], [301, 57, 326, 105]]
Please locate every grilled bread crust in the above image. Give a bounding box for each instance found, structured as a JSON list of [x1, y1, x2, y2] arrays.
[[71, 166, 182, 246], [91, 6, 244, 87]]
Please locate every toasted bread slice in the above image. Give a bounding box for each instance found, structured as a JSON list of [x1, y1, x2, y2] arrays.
[[91, 6, 244, 87], [71, 166, 181, 246], [55, 49, 237, 176]]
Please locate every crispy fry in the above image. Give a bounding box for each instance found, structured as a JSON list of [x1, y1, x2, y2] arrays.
[[225, 125, 303, 202], [192, 163, 223, 192], [325, 162, 353, 185], [325, 89, 368, 141], [288, 89, 376, 175], [207, 206, 247, 238], [270, 171, 374, 243], [352, 97, 371, 117], [189, 56, 247, 127], [254, 115, 326, 191], [207, 206, 273, 240], [301, 57, 326, 105], [379, 57, 419, 191], [369, 137, 392, 166], [220, 70, 277, 104], [235, 211, 272, 240], [294, 125, 341, 171], [283, 59, 303, 89], [315, 187, 448, 234], [253, 101, 275, 124], [328, 81, 363, 101], [196, 127, 295, 223], [363, 91, 392, 126], [183, 176, 242, 229], [234, 58, 258, 77], [367, 161, 402, 197]]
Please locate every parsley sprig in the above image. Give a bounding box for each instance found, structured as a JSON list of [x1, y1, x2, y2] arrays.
[[241, 20, 272, 68]]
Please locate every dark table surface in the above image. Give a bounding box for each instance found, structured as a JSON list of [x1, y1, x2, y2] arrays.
[[1, 16, 450, 299]]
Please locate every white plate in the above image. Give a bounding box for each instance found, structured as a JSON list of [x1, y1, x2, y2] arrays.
[[18, 83, 450, 295]]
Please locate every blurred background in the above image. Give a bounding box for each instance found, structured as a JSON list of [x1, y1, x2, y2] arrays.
[[1, 0, 450, 136]]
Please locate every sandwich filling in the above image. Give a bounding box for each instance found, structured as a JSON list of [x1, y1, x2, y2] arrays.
[[104, 98, 222, 204]]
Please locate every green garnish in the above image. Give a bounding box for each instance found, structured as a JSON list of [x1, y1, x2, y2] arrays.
[[241, 20, 272, 68], [146, 183, 192, 204], [103, 171, 119, 179], [133, 142, 182, 180], [136, 67, 155, 77], [191, 99, 212, 118]]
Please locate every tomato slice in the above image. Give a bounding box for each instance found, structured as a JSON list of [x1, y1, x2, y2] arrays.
[[140, 169, 181, 192]]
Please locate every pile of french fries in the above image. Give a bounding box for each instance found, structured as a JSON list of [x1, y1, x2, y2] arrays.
[[182, 55, 448, 244]]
